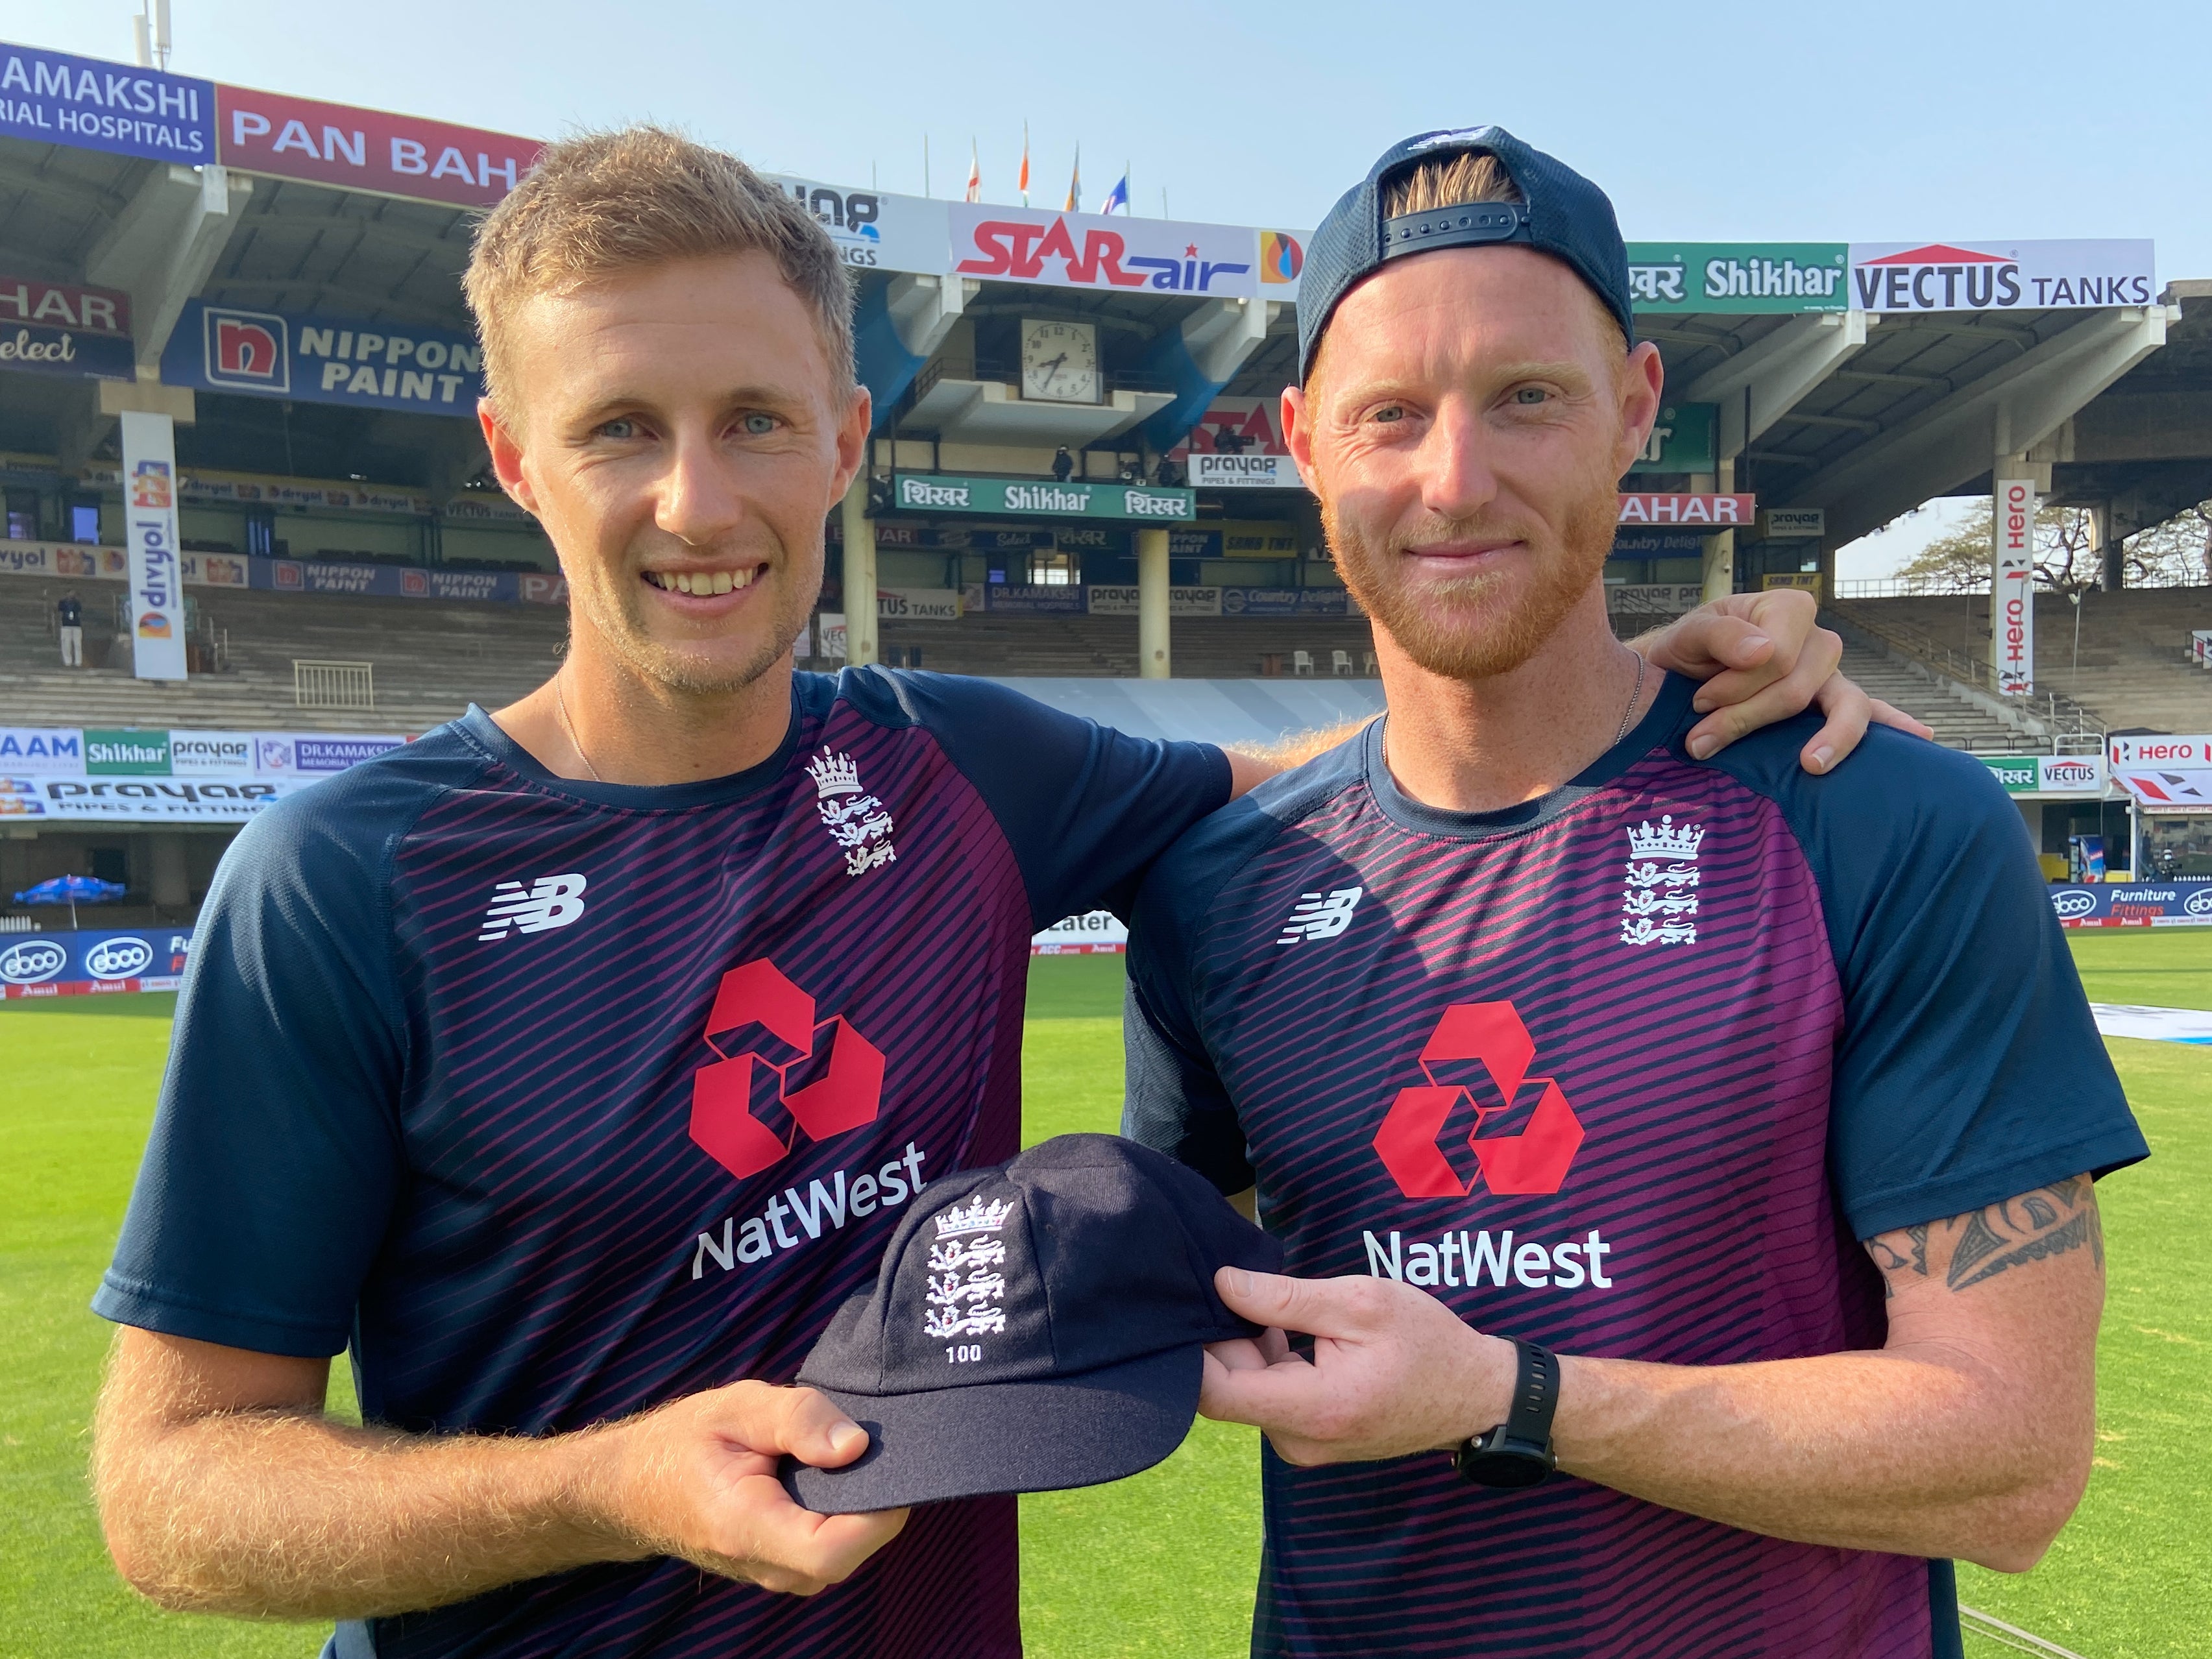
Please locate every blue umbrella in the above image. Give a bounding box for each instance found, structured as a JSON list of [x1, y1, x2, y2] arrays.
[[13, 873, 128, 929]]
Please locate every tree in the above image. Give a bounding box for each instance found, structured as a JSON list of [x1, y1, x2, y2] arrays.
[[1888, 498, 2211, 591]]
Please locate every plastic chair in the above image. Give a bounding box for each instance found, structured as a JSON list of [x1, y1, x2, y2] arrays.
[[1331, 649, 1352, 677], [1292, 649, 1315, 677]]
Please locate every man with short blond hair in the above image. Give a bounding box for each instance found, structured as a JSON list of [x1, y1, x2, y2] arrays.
[[90, 125, 1895, 1659], [1124, 127, 2146, 1659]]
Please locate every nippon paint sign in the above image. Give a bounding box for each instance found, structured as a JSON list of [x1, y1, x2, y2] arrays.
[[1849, 241, 2156, 312], [1993, 478, 2036, 695], [161, 300, 483, 415]]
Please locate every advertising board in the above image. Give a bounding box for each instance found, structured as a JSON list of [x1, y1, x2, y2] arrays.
[[1084, 586, 1223, 618], [119, 411, 187, 681], [1031, 911, 1128, 955], [0, 42, 213, 164], [0, 926, 195, 997], [1993, 478, 2036, 696], [1220, 587, 1354, 616], [160, 300, 483, 416], [2048, 884, 2212, 928], [1191, 453, 1298, 489], [0, 543, 561, 604], [1616, 494, 1755, 526], [893, 474, 1195, 522], [215, 84, 542, 208], [982, 585, 1087, 614], [1976, 754, 2106, 796], [1170, 396, 1290, 459], [0, 275, 134, 380], [1848, 241, 2156, 312], [1760, 508, 1826, 539], [2113, 765, 2212, 813], [1624, 244, 1849, 313], [1626, 404, 1718, 474], [0, 726, 405, 823], [875, 587, 962, 620], [2109, 735, 2212, 766], [767, 176, 951, 275], [951, 204, 1261, 297]]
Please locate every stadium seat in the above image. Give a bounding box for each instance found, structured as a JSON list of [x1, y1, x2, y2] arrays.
[[1331, 649, 1352, 677], [1293, 649, 1315, 677]]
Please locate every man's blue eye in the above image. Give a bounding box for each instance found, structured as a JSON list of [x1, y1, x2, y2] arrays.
[[1514, 387, 1548, 405], [1372, 406, 1404, 424], [742, 413, 777, 435], [600, 418, 637, 439]]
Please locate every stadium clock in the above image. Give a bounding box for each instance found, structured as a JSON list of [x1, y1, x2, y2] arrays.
[[1021, 318, 1100, 404]]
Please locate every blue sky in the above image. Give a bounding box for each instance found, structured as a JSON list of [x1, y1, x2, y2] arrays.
[[6, 1, 2200, 574]]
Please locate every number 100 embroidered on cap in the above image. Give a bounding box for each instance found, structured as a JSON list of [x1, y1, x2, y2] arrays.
[[783, 1133, 1282, 1514]]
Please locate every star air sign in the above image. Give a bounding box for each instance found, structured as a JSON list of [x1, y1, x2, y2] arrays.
[[1849, 241, 2155, 311]]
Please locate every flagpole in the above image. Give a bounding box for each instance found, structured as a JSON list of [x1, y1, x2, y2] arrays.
[[923, 133, 930, 197], [1019, 120, 1030, 207]]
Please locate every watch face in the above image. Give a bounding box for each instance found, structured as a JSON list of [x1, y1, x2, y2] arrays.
[[1021, 319, 1100, 404], [1455, 1446, 1552, 1489]]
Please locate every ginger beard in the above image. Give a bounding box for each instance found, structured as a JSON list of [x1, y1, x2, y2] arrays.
[[1319, 449, 1622, 683]]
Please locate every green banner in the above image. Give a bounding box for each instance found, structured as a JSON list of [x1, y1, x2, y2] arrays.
[[1626, 243, 1849, 314], [893, 474, 1195, 522], [1978, 755, 2039, 795], [83, 729, 169, 775], [1625, 402, 1716, 474]]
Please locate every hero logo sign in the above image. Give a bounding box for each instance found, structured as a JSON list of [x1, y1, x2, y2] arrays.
[[690, 960, 884, 1180], [1373, 1000, 1584, 1198], [1994, 478, 2036, 696]]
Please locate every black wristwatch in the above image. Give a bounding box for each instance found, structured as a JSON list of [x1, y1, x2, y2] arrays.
[[1453, 1338, 1559, 1489]]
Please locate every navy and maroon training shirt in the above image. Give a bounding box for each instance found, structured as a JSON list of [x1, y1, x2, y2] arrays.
[[1123, 672, 2145, 1659], [95, 666, 1231, 1659]]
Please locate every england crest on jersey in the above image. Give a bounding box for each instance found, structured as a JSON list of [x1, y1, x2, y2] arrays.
[[807, 746, 897, 877], [1620, 815, 1701, 947]]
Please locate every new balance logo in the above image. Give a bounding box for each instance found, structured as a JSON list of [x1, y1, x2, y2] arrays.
[[477, 873, 588, 941], [1277, 886, 1364, 945]]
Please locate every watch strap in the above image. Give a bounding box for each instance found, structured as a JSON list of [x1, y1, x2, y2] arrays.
[[1502, 1337, 1561, 1453]]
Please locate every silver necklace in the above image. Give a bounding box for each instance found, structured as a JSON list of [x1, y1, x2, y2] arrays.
[[553, 672, 603, 782], [1612, 653, 1648, 748]]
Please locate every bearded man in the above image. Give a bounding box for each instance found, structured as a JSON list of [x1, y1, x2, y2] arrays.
[[1123, 128, 2146, 1659]]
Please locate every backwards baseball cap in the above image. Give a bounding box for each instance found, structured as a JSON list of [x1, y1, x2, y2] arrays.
[[1296, 125, 1635, 385], [784, 1133, 1282, 1514]]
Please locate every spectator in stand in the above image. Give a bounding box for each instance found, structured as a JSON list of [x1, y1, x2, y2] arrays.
[[56, 590, 83, 668]]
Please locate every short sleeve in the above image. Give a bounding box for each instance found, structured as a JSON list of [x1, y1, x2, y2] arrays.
[[91, 771, 420, 1357], [1712, 726, 2147, 1240], [892, 673, 1233, 927]]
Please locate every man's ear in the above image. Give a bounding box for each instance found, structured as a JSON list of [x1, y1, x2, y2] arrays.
[[1283, 383, 1319, 494], [480, 399, 539, 516], [1613, 340, 1665, 482], [831, 384, 873, 508]]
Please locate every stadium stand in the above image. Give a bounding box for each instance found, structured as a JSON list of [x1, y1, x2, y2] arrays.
[[1834, 589, 2212, 737]]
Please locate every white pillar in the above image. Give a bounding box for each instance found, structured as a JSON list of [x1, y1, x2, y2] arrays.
[[1137, 527, 1171, 679], [840, 470, 877, 668], [1701, 461, 1734, 603]]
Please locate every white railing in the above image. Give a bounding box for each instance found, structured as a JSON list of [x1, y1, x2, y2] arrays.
[[294, 659, 375, 710], [1834, 576, 1989, 599]]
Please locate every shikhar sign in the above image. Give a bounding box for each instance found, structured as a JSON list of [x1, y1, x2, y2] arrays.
[[892, 474, 1195, 521]]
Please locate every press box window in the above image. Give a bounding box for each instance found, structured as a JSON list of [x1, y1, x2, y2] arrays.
[[69, 502, 101, 544]]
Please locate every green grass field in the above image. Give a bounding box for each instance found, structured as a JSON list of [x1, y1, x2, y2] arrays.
[[1, 937, 2206, 1658]]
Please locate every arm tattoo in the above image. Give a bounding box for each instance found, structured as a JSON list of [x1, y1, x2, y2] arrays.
[[1863, 1176, 2102, 1298]]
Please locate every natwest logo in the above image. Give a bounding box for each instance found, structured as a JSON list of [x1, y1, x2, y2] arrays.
[[1373, 1000, 1585, 1199], [690, 959, 885, 1180]]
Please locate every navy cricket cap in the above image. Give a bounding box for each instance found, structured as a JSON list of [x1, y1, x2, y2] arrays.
[[785, 1133, 1282, 1514], [1297, 125, 1635, 385]]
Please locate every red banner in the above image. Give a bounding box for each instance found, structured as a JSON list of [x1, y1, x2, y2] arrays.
[[215, 84, 542, 209], [1616, 493, 1756, 527]]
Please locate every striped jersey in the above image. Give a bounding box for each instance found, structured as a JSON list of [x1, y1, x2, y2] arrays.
[[95, 667, 1230, 1659], [1123, 673, 2144, 1659]]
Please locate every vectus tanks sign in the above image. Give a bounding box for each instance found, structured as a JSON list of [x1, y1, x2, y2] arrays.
[[893, 474, 1195, 522], [216, 84, 542, 209], [160, 300, 483, 415], [0, 275, 134, 381], [1625, 244, 1848, 313], [0, 42, 213, 165], [1848, 241, 2156, 311]]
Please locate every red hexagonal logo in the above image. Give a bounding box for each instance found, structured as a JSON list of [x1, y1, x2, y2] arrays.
[[688, 959, 884, 1181], [1372, 1000, 1583, 1199]]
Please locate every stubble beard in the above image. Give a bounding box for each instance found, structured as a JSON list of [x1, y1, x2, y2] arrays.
[[568, 538, 820, 699], [1322, 465, 1620, 683]]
